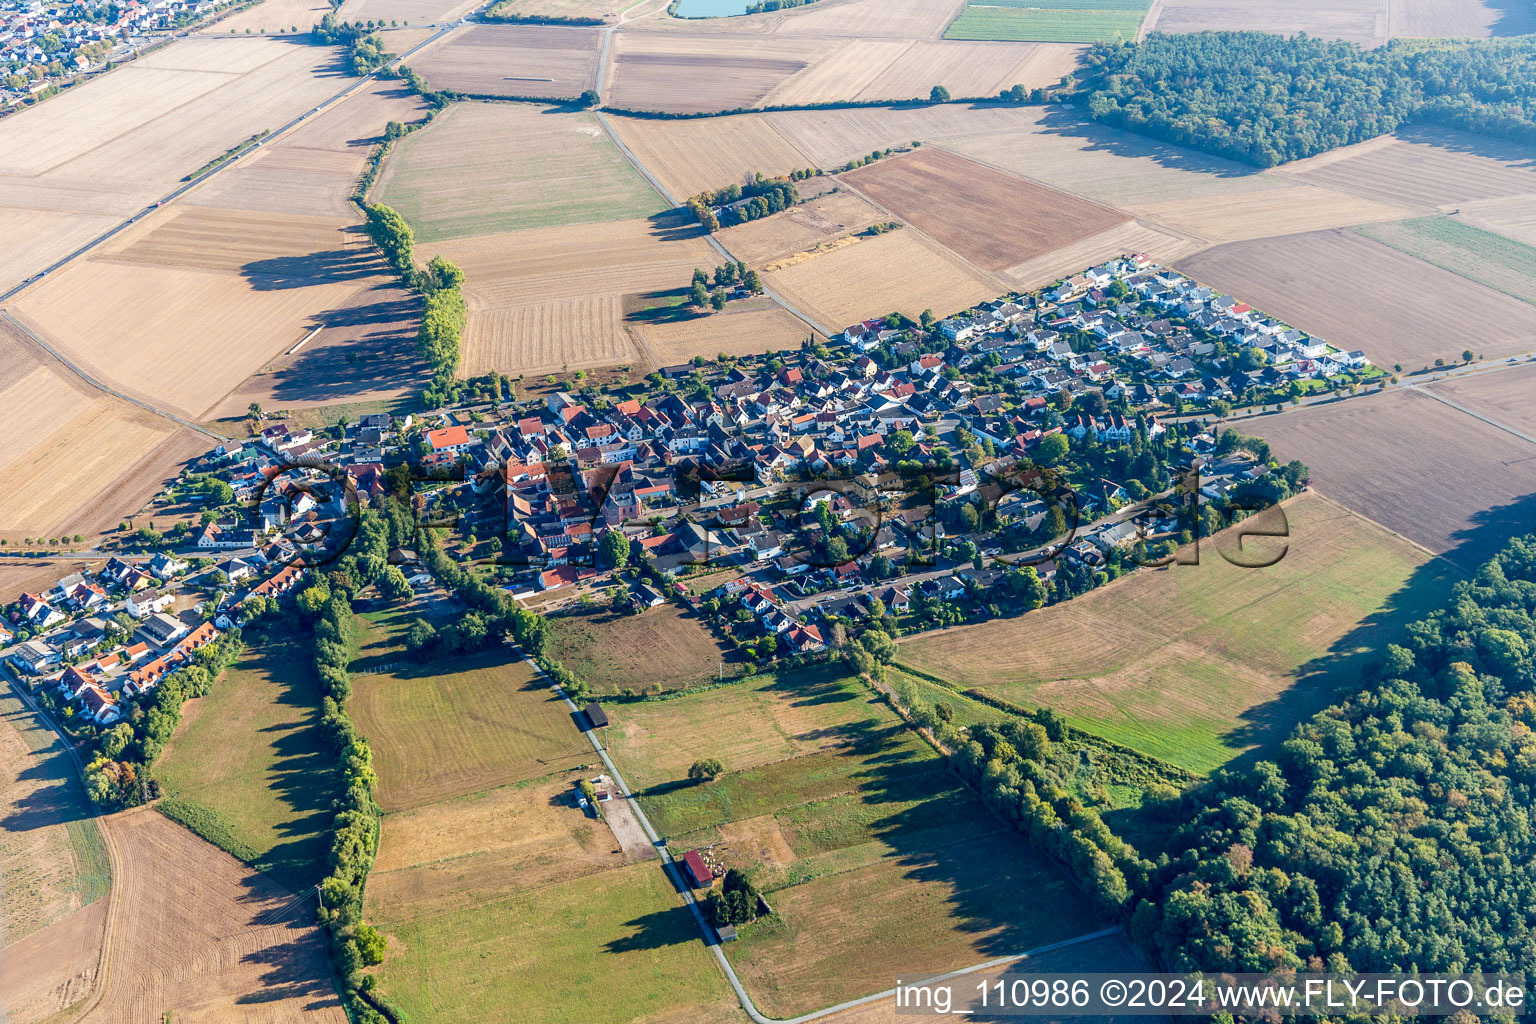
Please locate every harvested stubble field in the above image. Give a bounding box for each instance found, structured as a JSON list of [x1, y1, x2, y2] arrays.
[[1136, 184, 1412, 244], [1174, 228, 1536, 367], [1248, 391, 1536, 570], [841, 147, 1127, 271], [1145, 0, 1386, 44], [762, 39, 1080, 106], [770, 0, 969, 39], [1356, 215, 1536, 307], [900, 493, 1447, 773], [997, 219, 1200, 290], [606, 32, 822, 113], [1389, 0, 1536, 36], [81, 809, 345, 1023], [1426, 363, 1536, 438], [336, 0, 480, 25], [607, 670, 1102, 1017], [186, 78, 428, 220], [607, 112, 815, 202], [767, 103, 1042, 170], [366, 772, 625, 921], [200, 0, 330, 33], [491, 0, 626, 17], [11, 230, 380, 421], [431, 217, 714, 376], [762, 227, 998, 329], [633, 305, 817, 367], [371, 860, 743, 1024], [1287, 128, 1536, 212], [412, 24, 602, 99], [375, 102, 665, 242], [0, 687, 109, 947], [0, 901, 106, 1024], [153, 634, 345, 891], [349, 611, 592, 811], [548, 605, 733, 695], [0, 37, 344, 290], [945, 5, 1147, 43], [0, 327, 198, 543], [1461, 194, 1536, 248]]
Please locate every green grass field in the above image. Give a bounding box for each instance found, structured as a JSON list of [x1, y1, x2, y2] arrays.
[[899, 493, 1453, 774], [348, 609, 592, 811], [945, 4, 1146, 42], [546, 604, 731, 696], [374, 103, 668, 243], [0, 684, 110, 942], [604, 667, 1107, 1017], [370, 861, 743, 1024], [1357, 216, 1536, 307], [153, 633, 344, 891]]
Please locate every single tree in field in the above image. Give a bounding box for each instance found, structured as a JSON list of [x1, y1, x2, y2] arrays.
[[579, 89, 599, 107], [930, 85, 950, 102], [689, 758, 724, 782], [690, 281, 709, 307], [710, 288, 727, 312], [247, 401, 263, 420], [1462, 349, 1474, 363]]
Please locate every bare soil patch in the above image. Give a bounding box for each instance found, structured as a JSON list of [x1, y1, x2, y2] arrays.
[[719, 187, 885, 263], [1389, 0, 1536, 38], [1174, 228, 1536, 367], [0, 902, 106, 1024], [1248, 391, 1536, 570], [607, 32, 821, 113], [1425, 363, 1536, 439], [84, 809, 345, 1023], [841, 147, 1127, 271], [412, 24, 602, 99]]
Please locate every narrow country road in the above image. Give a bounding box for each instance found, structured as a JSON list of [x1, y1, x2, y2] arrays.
[[527, 651, 1126, 1024]]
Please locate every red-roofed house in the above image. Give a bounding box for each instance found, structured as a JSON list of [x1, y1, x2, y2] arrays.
[[427, 425, 472, 453]]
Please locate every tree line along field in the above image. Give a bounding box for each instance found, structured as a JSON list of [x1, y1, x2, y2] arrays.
[[350, 606, 743, 1024], [899, 493, 1449, 774], [605, 667, 1106, 1018], [152, 633, 346, 892]]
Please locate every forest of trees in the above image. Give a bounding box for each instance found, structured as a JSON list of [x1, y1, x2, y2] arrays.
[[1136, 533, 1536, 974], [1077, 32, 1536, 167]]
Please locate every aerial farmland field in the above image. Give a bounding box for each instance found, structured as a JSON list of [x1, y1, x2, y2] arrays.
[[375, 101, 667, 242], [1174, 227, 1536, 367], [1248, 390, 1536, 570], [840, 146, 1128, 270], [762, 227, 998, 329], [605, 32, 823, 113], [633, 305, 819, 366], [606, 669, 1105, 1018], [1145, 0, 1387, 43], [763, 39, 1080, 106], [1287, 127, 1536, 211], [945, 4, 1148, 43], [348, 610, 592, 811], [545, 604, 733, 694], [607, 112, 816, 201], [1356, 215, 1536, 307], [899, 493, 1448, 773], [153, 634, 345, 890], [412, 24, 604, 99]]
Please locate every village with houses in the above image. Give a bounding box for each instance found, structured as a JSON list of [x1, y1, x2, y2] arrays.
[[1, 255, 1330, 729], [1, 0, 234, 106]]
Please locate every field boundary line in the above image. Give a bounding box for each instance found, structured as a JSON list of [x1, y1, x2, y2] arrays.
[[528, 650, 1124, 1024], [1406, 383, 1536, 448], [592, 109, 838, 339], [0, 309, 228, 441]]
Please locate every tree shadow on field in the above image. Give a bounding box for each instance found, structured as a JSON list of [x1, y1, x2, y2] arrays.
[[646, 209, 709, 243], [0, 748, 91, 832], [235, 937, 347, 1008], [1034, 104, 1266, 179], [242, 245, 385, 290], [1215, 489, 1536, 775], [1484, 0, 1536, 36]]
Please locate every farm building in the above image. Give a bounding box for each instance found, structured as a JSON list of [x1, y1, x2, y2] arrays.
[[585, 703, 609, 729], [682, 849, 712, 888]]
